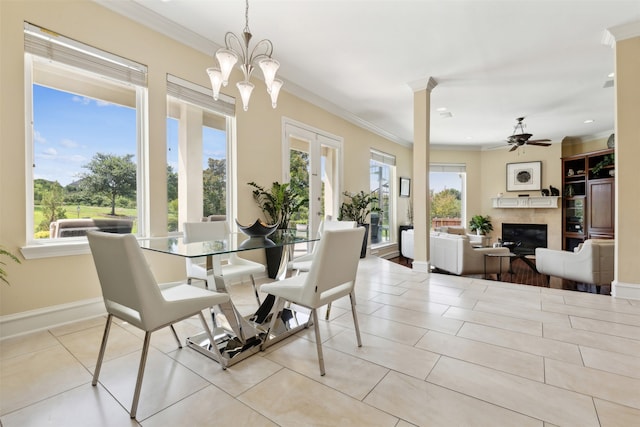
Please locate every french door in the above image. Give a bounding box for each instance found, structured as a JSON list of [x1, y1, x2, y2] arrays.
[[283, 119, 343, 242]]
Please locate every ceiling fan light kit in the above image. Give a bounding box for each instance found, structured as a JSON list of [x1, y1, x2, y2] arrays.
[[506, 117, 551, 152], [206, 0, 282, 111]]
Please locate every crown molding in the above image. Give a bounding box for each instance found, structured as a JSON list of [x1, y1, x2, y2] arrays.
[[408, 77, 438, 93], [92, 0, 410, 147], [602, 21, 640, 47]]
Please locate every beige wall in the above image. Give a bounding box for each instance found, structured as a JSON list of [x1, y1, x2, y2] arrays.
[[0, 0, 410, 318], [431, 145, 563, 250]]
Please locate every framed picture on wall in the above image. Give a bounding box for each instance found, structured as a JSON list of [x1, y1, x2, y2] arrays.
[[506, 161, 541, 192], [400, 177, 411, 197]]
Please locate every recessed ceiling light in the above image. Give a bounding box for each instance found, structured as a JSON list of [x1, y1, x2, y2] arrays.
[[584, 119, 594, 124], [436, 107, 447, 112], [608, 72, 615, 78]]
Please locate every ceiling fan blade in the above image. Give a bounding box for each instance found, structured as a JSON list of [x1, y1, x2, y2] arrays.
[[528, 138, 551, 143], [509, 144, 519, 152], [526, 141, 552, 146]]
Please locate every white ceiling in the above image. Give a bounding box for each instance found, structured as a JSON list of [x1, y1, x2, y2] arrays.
[[97, 0, 640, 149]]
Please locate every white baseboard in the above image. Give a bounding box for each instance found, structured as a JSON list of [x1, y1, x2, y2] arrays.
[[611, 280, 640, 300], [412, 260, 430, 273], [0, 297, 106, 340], [0, 280, 190, 340]]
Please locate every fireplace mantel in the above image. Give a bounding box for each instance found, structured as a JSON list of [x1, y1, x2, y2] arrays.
[[492, 196, 559, 209]]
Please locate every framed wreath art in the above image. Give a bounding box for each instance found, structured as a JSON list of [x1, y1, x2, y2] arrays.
[[506, 161, 541, 192]]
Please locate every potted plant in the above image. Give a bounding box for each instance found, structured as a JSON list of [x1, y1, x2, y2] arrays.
[[1, 247, 21, 286], [469, 215, 493, 235], [248, 181, 308, 278], [248, 181, 308, 230], [338, 190, 381, 258], [591, 153, 614, 177]]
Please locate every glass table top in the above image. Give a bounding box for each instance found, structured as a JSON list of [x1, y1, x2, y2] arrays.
[[139, 230, 317, 258]]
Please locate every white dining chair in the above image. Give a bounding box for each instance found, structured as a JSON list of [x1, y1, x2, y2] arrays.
[[260, 227, 365, 376], [288, 220, 357, 319], [86, 231, 229, 419], [183, 221, 265, 305], [288, 219, 357, 274]]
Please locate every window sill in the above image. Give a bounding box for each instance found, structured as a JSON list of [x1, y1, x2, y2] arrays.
[[21, 239, 91, 260]]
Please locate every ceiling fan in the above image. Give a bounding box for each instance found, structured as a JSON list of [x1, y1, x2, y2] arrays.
[[506, 117, 551, 152]]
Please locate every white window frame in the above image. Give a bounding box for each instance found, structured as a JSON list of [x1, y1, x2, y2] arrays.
[[429, 163, 467, 228], [21, 23, 148, 259]]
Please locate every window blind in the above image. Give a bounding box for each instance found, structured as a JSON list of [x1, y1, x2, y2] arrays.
[[167, 74, 235, 117], [24, 22, 147, 86], [430, 163, 466, 173], [370, 149, 396, 166]]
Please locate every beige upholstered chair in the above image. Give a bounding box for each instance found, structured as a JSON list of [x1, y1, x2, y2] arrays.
[[260, 227, 365, 376], [86, 231, 229, 419], [183, 221, 265, 305], [536, 239, 614, 292]]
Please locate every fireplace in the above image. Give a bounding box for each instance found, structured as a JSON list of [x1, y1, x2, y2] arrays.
[[501, 223, 548, 256]]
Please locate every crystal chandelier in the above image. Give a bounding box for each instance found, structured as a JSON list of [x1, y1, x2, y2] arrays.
[[206, 0, 283, 111]]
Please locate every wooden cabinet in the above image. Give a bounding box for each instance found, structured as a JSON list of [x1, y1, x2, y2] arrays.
[[562, 149, 615, 250]]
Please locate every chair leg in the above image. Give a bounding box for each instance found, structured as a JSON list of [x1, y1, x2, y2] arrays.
[[92, 314, 113, 386], [130, 331, 152, 419], [350, 292, 362, 347], [169, 324, 182, 348], [250, 274, 261, 306], [311, 309, 326, 376], [198, 311, 226, 369], [325, 302, 332, 320]]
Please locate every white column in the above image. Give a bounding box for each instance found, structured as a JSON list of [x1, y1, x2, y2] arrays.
[[605, 22, 640, 299], [408, 77, 437, 272], [178, 104, 204, 224]]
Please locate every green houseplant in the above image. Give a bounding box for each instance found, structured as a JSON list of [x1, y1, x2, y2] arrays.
[[469, 215, 493, 235], [591, 153, 614, 177], [338, 191, 380, 225], [248, 181, 308, 278], [339, 191, 381, 258], [1, 247, 21, 286], [248, 181, 308, 230]]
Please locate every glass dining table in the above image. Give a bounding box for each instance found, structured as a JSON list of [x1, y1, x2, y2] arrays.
[[139, 230, 318, 368]]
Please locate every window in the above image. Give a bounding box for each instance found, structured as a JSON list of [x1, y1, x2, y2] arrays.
[[166, 75, 235, 232], [24, 23, 147, 242], [429, 164, 466, 230], [370, 150, 395, 245]]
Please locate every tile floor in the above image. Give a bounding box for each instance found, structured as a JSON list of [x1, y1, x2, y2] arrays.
[[1, 257, 640, 426]]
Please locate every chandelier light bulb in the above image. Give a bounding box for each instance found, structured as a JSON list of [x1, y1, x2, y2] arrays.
[[215, 48, 238, 86], [270, 79, 283, 108], [237, 81, 254, 111], [206, 68, 223, 100]]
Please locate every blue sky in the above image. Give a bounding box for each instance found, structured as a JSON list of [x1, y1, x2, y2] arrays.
[[33, 84, 226, 187], [430, 172, 463, 194]]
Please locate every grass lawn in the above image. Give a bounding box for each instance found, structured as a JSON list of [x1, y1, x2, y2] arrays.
[[34, 205, 138, 237]]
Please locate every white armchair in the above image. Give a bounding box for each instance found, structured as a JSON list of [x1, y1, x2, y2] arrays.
[[535, 239, 614, 292], [430, 232, 510, 277]]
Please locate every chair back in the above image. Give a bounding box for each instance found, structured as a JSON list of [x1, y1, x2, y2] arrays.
[[299, 227, 365, 306], [183, 221, 229, 243], [309, 220, 357, 255], [87, 231, 166, 331]]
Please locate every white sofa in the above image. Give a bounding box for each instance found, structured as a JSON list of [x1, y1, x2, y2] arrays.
[[535, 239, 614, 291], [429, 231, 510, 276]]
